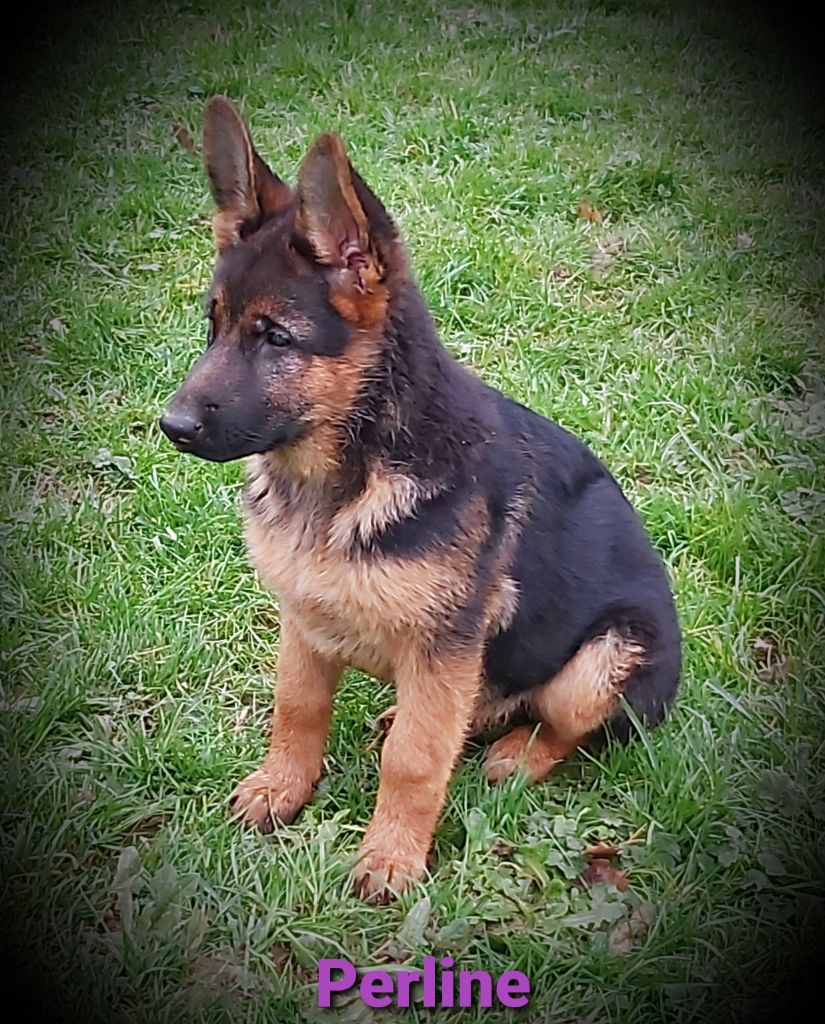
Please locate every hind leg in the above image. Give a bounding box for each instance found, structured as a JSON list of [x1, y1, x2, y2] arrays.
[[484, 628, 645, 783]]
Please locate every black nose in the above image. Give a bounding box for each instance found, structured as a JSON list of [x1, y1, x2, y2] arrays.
[[159, 408, 203, 446]]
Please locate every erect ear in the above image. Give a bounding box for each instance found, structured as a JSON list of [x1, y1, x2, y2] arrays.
[[202, 95, 292, 250], [296, 133, 397, 301]]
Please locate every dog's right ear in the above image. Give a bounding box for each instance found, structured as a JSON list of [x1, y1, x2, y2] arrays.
[[202, 96, 292, 250]]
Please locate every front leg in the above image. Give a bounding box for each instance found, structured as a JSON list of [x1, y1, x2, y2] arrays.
[[230, 618, 342, 832], [353, 646, 482, 902]]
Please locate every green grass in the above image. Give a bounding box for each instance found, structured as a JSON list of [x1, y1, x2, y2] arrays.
[[1, 1, 824, 1021]]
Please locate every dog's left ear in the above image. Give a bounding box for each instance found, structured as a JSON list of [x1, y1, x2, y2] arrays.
[[296, 134, 398, 311]]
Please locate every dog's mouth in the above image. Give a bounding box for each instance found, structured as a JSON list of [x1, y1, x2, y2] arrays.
[[160, 415, 305, 463]]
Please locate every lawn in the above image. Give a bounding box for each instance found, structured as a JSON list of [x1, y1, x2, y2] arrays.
[[1, 1, 823, 1021]]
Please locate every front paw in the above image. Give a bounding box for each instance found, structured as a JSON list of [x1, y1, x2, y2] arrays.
[[352, 844, 427, 903], [228, 763, 313, 833]]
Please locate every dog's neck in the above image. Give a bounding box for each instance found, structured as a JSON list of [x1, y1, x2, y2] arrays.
[[257, 277, 487, 505]]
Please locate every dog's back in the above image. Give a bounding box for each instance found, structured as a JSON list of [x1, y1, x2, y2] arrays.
[[479, 391, 681, 735]]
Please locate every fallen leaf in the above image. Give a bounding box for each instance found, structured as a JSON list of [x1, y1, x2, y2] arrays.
[[580, 858, 629, 891], [30, 469, 79, 509], [584, 841, 621, 861], [270, 943, 291, 970], [608, 902, 654, 955], [591, 238, 624, 272], [577, 200, 603, 223], [491, 838, 516, 856], [737, 231, 756, 250], [49, 317, 68, 337], [376, 939, 406, 963], [122, 813, 169, 843], [173, 123, 197, 154], [74, 782, 95, 805], [753, 636, 791, 683], [756, 657, 791, 684], [186, 953, 257, 1009]]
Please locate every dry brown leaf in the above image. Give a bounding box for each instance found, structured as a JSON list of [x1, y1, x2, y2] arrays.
[[186, 953, 256, 1007], [270, 943, 291, 970], [577, 200, 603, 223], [584, 841, 621, 861], [608, 902, 654, 955], [757, 657, 791, 684], [753, 637, 791, 684], [173, 123, 197, 154], [74, 782, 95, 805], [592, 238, 624, 272], [580, 858, 629, 891], [491, 838, 516, 856], [122, 813, 168, 843], [191, 953, 255, 988]]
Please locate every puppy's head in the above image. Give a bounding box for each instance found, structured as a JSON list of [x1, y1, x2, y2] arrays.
[[160, 96, 401, 465]]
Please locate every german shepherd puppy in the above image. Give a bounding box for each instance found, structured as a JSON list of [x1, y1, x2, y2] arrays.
[[160, 97, 681, 902]]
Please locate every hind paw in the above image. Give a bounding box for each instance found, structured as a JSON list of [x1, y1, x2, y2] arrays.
[[484, 724, 567, 784]]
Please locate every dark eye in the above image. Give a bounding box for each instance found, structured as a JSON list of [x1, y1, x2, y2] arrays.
[[254, 316, 293, 348], [206, 316, 215, 347]]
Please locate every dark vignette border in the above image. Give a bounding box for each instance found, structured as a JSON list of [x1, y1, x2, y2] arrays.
[[1, 1, 823, 1022]]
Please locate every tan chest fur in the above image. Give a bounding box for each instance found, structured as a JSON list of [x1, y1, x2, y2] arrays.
[[242, 457, 476, 679]]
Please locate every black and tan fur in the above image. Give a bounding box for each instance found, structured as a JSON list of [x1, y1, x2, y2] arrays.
[[160, 97, 681, 902]]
